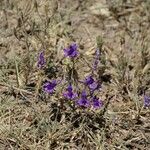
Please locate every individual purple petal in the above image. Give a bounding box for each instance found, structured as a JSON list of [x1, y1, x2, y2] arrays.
[[37, 51, 46, 68], [92, 96, 103, 109], [89, 81, 100, 91], [71, 43, 77, 50], [81, 90, 87, 98], [64, 49, 69, 57], [67, 85, 73, 92], [144, 95, 150, 107], [43, 80, 57, 94], [63, 85, 77, 100], [63, 43, 78, 58]]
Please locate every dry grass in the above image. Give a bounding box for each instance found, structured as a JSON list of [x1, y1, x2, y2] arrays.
[[0, 0, 150, 149]]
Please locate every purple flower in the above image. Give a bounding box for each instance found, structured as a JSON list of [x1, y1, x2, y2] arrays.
[[63, 85, 78, 100], [37, 51, 46, 68], [77, 91, 90, 107], [93, 49, 100, 70], [144, 95, 150, 107], [84, 76, 100, 92], [89, 81, 100, 91], [64, 43, 78, 58], [43, 80, 57, 94], [92, 96, 103, 109], [85, 76, 94, 85]]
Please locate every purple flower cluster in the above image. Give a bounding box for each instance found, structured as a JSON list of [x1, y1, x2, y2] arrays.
[[39, 43, 103, 110], [77, 91, 103, 109]]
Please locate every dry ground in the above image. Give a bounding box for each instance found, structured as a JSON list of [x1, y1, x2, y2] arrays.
[[0, 0, 150, 149]]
